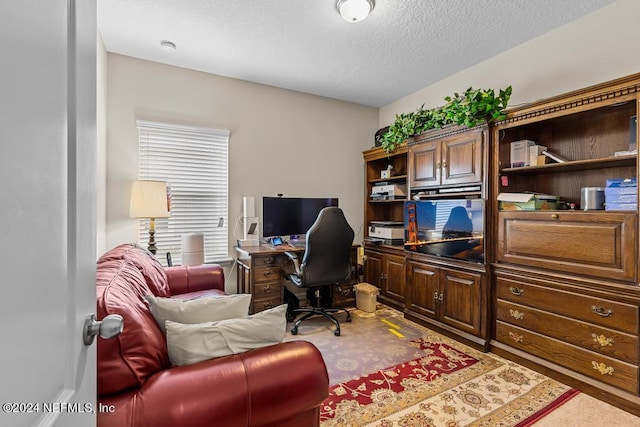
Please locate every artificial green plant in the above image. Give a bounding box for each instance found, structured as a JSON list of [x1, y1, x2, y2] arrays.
[[381, 86, 513, 153]]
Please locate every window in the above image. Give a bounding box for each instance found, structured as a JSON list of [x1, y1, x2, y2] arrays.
[[136, 120, 229, 265]]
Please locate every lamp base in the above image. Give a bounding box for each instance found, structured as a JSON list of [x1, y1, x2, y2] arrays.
[[147, 218, 157, 254]]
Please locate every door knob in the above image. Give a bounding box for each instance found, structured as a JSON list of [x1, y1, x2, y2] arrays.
[[83, 314, 124, 346]]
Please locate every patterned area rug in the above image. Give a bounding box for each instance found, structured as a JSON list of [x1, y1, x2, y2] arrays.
[[285, 307, 578, 427]]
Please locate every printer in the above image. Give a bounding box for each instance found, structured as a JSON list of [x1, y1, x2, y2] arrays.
[[370, 183, 407, 200], [367, 221, 404, 245]]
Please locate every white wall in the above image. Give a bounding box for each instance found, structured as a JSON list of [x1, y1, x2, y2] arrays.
[[380, 0, 640, 126], [105, 54, 378, 291]]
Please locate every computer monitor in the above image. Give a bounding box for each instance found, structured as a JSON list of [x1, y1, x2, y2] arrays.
[[262, 196, 339, 239]]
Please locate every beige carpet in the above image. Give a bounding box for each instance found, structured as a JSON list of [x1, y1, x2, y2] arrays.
[[285, 305, 639, 426]]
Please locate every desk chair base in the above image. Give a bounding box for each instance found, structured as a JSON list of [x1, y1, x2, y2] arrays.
[[290, 307, 351, 336]]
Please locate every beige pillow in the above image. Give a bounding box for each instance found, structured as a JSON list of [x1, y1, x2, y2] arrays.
[[165, 304, 287, 366], [145, 293, 252, 333]]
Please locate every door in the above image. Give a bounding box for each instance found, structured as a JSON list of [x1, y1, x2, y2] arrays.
[[364, 249, 383, 289], [440, 268, 482, 335], [409, 140, 441, 188], [441, 130, 483, 186], [0, 1, 97, 426], [384, 253, 406, 303], [406, 260, 438, 320]]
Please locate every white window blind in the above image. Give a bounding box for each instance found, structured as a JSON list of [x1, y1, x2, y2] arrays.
[[136, 120, 229, 265]]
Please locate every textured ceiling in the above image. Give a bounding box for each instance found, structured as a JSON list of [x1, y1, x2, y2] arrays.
[[98, 0, 616, 107]]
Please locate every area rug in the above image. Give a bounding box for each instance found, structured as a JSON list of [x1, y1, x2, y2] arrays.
[[285, 307, 578, 427]]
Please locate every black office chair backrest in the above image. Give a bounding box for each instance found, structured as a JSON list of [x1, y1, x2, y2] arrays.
[[300, 207, 354, 287]]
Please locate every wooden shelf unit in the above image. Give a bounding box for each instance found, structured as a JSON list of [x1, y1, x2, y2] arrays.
[[490, 73, 640, 415]]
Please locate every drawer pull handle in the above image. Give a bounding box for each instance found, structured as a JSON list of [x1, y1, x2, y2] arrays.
[[591, 305, 613, 317], [263, 302, 273, 308], [434, 291, 439, 300], [438, 292, 443, 302], [264, 257, 274, 265], [509, 287, 524, 296], [550, 213, 559, 219], [591, 361, 614, 376], [264, 284, 272, 292], [263, 270, 272, 277], [509, 309, 525, 320], [592, 334, 614, 347], [509, 332, 523, 343]]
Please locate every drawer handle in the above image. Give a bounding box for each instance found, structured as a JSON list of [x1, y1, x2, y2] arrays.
[[438, 292, 443, 302], [434, 291, 439, 300], [591, 305, 613, 317], [264, 257, 274, 265], [264, 284, 272, 292], [509, 331, 523, 343], [263, 302, 273, 308], [509, 287, 524, 296], [263, 270, 273, 277], [509, 309, 525, 320], [592, 333, 614, 347], [550, 213, 559, 219], [591, 361, 614, 376]]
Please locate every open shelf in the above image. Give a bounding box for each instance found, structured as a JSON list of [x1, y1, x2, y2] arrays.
[[501, 154, 636, 175]]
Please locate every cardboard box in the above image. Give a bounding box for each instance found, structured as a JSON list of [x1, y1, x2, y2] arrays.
[[498, 192, 559, 211], [529, 145, 547, 166], [510, 140, 536, 167]]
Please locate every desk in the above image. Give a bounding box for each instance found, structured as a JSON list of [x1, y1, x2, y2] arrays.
[[235, 244, 358, 314]]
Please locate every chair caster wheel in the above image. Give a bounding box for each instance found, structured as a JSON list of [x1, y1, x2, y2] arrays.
[[291, 328, 298, 335], [334, 330, 341, 336]]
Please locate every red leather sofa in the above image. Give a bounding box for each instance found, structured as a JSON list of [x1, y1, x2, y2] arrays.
[[97, 244, 329, 427]]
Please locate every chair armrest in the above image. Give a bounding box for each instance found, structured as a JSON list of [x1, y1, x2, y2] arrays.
[[164, 264, 225, 295], [284, 251, 302, 275], [98, 341, 328, 427]]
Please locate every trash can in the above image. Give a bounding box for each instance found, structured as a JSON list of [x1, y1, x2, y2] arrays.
[[353, 283, 380, 313]]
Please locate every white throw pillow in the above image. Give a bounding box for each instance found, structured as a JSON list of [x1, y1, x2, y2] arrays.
[[165, 304, 288, 366], [145, 293, 252, 334]]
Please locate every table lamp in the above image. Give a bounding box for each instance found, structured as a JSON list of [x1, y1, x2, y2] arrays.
[[130, 180, 170, 254]]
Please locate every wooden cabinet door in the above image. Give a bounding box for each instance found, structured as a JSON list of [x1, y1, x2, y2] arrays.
[[384, 253, 406, 302], [406, 260, 438, 320], [441, 130, 483, 186], [409, 140, 440, 188], [364, 250, 383, 289], [440, 267, 482, 335]]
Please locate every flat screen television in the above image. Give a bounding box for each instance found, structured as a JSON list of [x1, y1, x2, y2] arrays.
[[404, 199, 484, 262], [262, 196, 339, 238]]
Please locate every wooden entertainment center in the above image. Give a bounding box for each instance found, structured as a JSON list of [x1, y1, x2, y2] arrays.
[[363, 73, 640, 415]]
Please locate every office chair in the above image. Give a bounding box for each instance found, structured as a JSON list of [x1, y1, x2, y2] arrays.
[[284, 207, 354, 336]]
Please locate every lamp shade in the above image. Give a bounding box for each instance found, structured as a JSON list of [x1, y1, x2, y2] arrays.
[[130, 180, 171, 218]]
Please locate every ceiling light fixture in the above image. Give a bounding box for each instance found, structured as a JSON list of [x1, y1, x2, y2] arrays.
[[337, 0, 374, 23], [160, 40, 177, 51]]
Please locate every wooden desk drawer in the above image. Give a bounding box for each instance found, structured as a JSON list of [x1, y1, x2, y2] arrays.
[[254, 266, 281, 283], [496, 276, 639, 334], [254, 281, 282, 299], [496, 321, 639, 394], [253, 255, 282, 268], [252, 295, 282, 313], [497, 300, 638, 364], [497, 211, 637, 282]]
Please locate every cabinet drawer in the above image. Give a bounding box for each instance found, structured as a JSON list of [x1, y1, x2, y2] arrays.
[[497, 211, 637, 282], [496, 321, 639, 394], [496, 276, 639, 334], [253, 255, 282, 268], [253, 281, 282, 300], [252, 295, 282, 313], [497, 300, 638, 364], [254, 266, 281, 283]]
